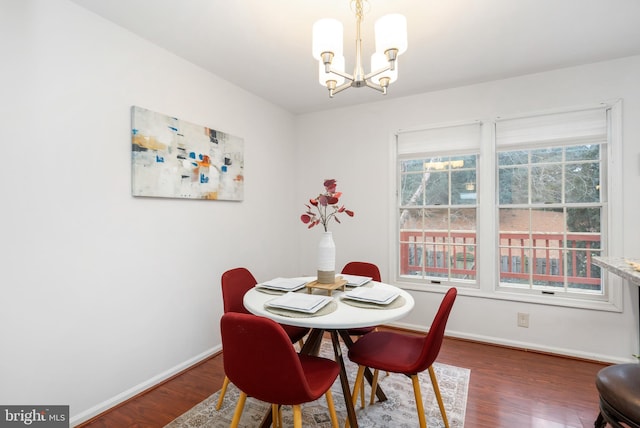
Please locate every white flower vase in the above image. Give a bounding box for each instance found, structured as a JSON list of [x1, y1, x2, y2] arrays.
[[317, 231, 336, 284]]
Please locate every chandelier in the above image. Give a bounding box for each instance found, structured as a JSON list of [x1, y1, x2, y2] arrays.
[[312, 0, 408, 98]]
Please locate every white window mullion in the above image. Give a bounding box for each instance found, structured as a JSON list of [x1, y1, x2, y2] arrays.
[[478, 121, 496, 293]]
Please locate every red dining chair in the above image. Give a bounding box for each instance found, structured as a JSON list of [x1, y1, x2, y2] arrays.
[[216, 267, 310, 411], [341, 261, 382, 337], [221, 312, 340, 428], [348, 287, 458, 428], [340, 261, 386, 407]]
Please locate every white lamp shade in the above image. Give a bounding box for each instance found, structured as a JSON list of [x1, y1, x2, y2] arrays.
[[312, 18, 344, 60], [318, 55, 345, 86], [370, 52, 398, 84], [375, 13, 408, 55]]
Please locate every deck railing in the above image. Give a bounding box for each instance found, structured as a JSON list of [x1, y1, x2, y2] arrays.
[[400, 230, 601, 286]]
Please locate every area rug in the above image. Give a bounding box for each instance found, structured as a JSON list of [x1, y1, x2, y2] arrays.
[[166, 339, 470, 427]]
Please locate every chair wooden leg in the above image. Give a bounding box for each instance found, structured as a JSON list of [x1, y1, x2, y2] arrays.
[[293, 404, 302, 428], [351, 365, 366, 405], [230, 391, 247, 428], [271, 404, 280, 428], [411, 374, 427, 428], [215, 376, 230, 410], [325, 390, 340, 428], [369, 369, 380, 405], [359, 379, 365, 408], [428, 365, 449, 428]]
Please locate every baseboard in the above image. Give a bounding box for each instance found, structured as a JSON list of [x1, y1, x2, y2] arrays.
[[70, 344, 222, 427], [389, 320, 633, 365]]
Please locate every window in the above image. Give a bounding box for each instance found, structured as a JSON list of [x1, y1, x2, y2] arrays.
[[396, 123, 481, 286], [394, 103, 621, 308], [496, 108, 608, 297]]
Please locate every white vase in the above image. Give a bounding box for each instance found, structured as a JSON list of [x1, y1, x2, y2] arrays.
[[317, 231, 336, 284]]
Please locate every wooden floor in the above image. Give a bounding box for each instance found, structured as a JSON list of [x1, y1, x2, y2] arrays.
[[77, 331, 607, 428]]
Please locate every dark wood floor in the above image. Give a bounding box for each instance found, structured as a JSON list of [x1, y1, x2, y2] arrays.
[[77, 330, 607, 428]]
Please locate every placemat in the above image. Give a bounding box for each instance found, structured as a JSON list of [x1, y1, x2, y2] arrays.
[[340, 295, 406, 310], [264, 300, 338, 318]]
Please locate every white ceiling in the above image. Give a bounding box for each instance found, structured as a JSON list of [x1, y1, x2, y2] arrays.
[[69, 0, 640, 115]]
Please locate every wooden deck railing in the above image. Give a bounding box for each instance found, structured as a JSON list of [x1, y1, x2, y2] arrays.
[[399, 230, 601, 286]]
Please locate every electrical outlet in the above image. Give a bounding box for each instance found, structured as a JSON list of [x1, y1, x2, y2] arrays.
[[517, 312, 529, 328]]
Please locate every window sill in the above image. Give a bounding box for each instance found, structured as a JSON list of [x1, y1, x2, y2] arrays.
[[394, 279, 623, 312]]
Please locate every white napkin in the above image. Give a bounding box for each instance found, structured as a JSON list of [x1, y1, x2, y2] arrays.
[[266, 292, 333, 313], [258, 277, 308, 292], [342, 286, 399, 305], [341, 274, 373, 286]]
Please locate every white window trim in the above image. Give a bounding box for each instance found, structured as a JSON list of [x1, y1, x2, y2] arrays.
[[389, 100, 623, 312]]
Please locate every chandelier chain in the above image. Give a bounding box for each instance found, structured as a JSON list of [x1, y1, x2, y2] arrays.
[[351, 0, 369, 20]]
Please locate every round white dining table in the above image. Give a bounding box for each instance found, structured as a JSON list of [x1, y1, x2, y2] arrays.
[[243, 278, 415, 428], [243, 278, 415, 329]]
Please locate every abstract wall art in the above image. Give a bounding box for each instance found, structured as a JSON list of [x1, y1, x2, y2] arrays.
[[131, 106, 244, 201]]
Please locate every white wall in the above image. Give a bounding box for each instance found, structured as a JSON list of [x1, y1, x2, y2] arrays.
[[295, 55, 640, 364], [0, 0, 299, 424]]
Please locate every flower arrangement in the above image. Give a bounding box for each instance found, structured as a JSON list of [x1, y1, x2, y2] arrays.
[[301, 179, 354, 232]]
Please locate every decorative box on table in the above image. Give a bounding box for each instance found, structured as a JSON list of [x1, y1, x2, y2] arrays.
[[306, 276, 348, 296]]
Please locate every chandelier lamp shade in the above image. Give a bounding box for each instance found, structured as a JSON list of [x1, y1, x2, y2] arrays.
[[312, 0, 407, 98]]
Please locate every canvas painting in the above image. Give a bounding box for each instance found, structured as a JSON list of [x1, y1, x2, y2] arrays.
[[131, 106, 244, 201]]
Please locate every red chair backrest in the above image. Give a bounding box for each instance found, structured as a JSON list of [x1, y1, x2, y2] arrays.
[[341, 261, 382, 282], [221, 267, 257, 314], [414, 287, 457, 373], [220, 312, 316, 405]]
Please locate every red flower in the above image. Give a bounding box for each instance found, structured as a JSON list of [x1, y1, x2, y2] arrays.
[[300, 179, 354, 232], [324, 179, 337, 193]]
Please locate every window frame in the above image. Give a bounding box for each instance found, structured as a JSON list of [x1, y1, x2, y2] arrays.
[[395, 121, 482, 289], [495, 144, 606, 299], [398, 153, 480, 286], [391, 101, 623, 312]]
